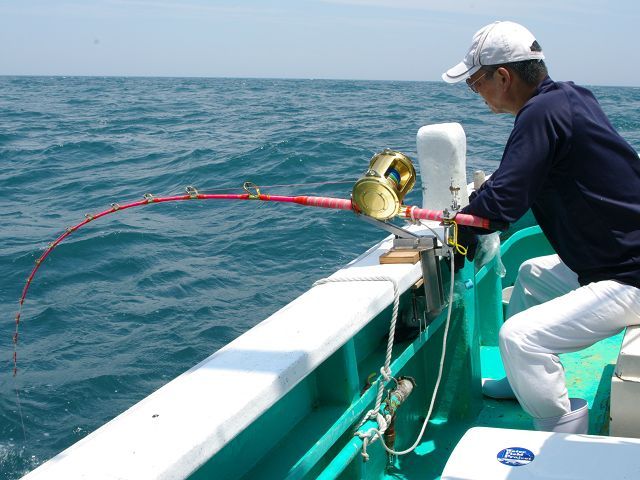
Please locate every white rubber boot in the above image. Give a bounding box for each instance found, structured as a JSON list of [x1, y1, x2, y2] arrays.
[[481, 377, 516, 399], [533, 398, 589, 434]]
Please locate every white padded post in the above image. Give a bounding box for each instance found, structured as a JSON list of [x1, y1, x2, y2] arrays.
[[416, 123, 469, 211]]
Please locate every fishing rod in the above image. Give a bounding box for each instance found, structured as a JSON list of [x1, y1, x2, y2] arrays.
[[12, 149, 505, 376]]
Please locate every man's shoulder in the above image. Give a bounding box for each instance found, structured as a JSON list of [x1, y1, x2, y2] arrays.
[[532, 78, 568, 103], [519, 78, 578, 122], [537, 78, 596, 105]]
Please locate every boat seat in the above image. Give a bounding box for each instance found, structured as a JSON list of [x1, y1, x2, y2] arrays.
[[441, 427, 640, 480], [610, 324, 640, 438]]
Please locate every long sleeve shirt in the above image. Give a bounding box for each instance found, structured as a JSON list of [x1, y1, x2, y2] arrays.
[[463, 76, 640, 288]]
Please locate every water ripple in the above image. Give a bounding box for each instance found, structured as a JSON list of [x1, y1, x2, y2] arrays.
[[0, 76, 638, 479]]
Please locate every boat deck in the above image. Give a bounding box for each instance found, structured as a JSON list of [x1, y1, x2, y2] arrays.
[[382, 331, 624, 479]]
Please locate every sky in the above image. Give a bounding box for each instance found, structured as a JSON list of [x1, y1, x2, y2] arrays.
[[1, 0, 640, 86]]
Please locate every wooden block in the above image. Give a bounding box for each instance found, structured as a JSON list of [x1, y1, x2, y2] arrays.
[[379, 249, 420, 265]]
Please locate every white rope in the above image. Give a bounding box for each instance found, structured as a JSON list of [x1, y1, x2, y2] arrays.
[[361, 249, 455, 457], [313, 274, 400, 431], [314, 227, 456, 460]]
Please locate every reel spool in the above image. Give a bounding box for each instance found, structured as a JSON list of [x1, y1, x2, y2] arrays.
[[352, 149, 416, 220]]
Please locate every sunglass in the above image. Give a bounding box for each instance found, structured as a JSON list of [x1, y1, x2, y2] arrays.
[[466, 70, 490, 93]]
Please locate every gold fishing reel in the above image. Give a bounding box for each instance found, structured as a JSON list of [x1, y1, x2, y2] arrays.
[[352, 149, 416, 220]]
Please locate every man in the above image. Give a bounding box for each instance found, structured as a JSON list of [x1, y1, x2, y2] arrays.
[[442, 21, 640, 434]]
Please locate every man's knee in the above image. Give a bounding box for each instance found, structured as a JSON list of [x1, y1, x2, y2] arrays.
[[517, 257, 542, 282], [499, 315, 529, 354]]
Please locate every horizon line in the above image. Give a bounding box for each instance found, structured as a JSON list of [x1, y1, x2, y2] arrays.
[[0, 73, 637, 88]]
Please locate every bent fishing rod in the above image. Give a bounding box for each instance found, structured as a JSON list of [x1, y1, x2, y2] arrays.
[[12, 149, 505, 376]]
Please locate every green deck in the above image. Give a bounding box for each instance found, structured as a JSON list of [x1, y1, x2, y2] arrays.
[[189, 222, 626, 480], [383, 336, 623, 480]]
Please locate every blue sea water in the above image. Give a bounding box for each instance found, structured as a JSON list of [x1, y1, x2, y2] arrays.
[[0, 76, 639, 478]]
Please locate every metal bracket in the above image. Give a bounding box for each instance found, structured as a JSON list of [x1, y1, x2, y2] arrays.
[[357, 213, 450, 253], [357, 213, 452, 322], [357, 214, 418, 240]]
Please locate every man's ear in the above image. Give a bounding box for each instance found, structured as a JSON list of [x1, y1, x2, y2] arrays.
[[495, 66, 512, 91]]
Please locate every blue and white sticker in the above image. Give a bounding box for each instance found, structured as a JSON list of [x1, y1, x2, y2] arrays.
[[496, 447, 535, 466]]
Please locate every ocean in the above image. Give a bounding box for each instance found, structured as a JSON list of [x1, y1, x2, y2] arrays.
[[1, 76, 639, 478]]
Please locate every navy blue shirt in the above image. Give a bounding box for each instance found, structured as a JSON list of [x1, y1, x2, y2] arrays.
[[463, 76, 640, 288]]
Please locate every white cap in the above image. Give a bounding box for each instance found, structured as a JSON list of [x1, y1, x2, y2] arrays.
[[442, 21, 545, 83]]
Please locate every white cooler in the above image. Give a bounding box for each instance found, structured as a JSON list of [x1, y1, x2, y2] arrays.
[[441, 427, 640, 480]]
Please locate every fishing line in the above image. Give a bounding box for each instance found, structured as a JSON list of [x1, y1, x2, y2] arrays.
[[185, 179, 356, 193], [10, 184, 352, 377], [14, 386, 27, 441]]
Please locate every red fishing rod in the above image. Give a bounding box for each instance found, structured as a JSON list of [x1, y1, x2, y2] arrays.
[[12, 150, 504, 376]]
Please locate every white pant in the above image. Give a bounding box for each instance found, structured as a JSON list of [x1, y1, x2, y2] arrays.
[[500, 254, 640, 419]]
